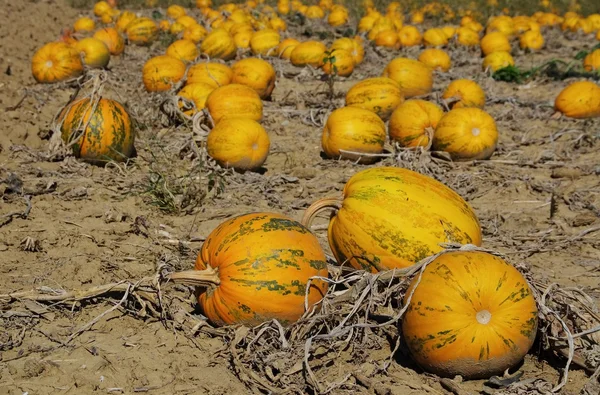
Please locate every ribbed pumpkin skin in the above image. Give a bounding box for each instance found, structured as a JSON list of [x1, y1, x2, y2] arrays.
[[389, 100, 444, 148], [74, 38, 111, 69], [250, 29, 280, 56], [402, 251, 538, 379], [126, 18, 159, 46], [166, 39, 199, 63], [442, 79, 486, 109], [330, 37, 364, 65], [60, 98, 135, 164], [195, 212, 329, 326], [382, 58, 433, 98], [142, 55, 186, 92], [480, 32, 511, 56], [115, 11, 137, 32], [200, 29, 237, 61], [418, 48, 451, 72], [482, 51, 514, 72], [207, 118, 270, 171], [291, 41, 327, 67], [345, 77, 404, 121], [398, 26, 423, 47], [554, 81, 600, 119], [177, 82, 216, 115], [231, 58, 276, 99], [93, 28, 125, 55], [433, 108, 498, 161], [277, 38, 300, 60], [583, 49, 600, 71], [321, 107, 386, 164], [206, 84, 263, 123], [326, 167, 482, 272], [31, 42, 84, 83], [187, 62, 232, 87]]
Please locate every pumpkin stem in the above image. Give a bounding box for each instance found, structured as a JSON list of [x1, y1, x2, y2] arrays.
[[301, 197, 343, 229], [167, 266, 220, 287]]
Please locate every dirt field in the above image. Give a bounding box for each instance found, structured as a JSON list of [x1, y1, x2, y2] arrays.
[[1, 1, 599, 394]]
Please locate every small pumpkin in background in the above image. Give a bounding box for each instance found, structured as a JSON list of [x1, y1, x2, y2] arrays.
[[166, 39, 199, 63], [142, 55, 186, 92], [250, 28, 280, 56], [389, 100, 444, 148], [482, 51, 514, 72], [290, 41, 327, 68], [116, 11, 137, 33], [183, 23, 208, 43], [75, 38, 111, 69], [374, 29, 400, 50], [322, 48, 354, 77], [207, 117, 270, 171], [93, 28, 125, 56], [231, 58, 276, 99], [166, 4, 187, 19], [345, 77, 404, 121], [442, 79, 486, 109], [169, 212, 329, 327], [59, 98, 135, 164], [74, 17, 96, 33], [277, 38, 300, 60], [383, 58, 433, 98], [126, 17, 159, 46], [456, 26, 480, 46], [330, 37, 364, 65], [200, 28, 236, 61], [554, 81, 600, 119], [206, 84, 263, 123], [433, 107, 498, 160], [177, 83, 216, 116], [93, 1, 113, 17], [321, 107, 386, 164], [402, 251, 538, 379], [187, 62, 232, 87], [583, 49, 600, 71], [480, 31, 511, 56], [398, 25, 423, 47], [31, 42, 84, 83], [423, 28, 449, 47], [418, 48, 452, 72], [519, 30, 544, 51]]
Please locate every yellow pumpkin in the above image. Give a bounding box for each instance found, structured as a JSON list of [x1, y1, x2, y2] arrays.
[[382, 58, 433, 98], [330, 37, 364, 65], [519, 31, 544, 51], [584, 49, 600, 71], [328, 9, 349, 26], [126, 18, 159, 46], [206, 84, 263, 123], [301, 167, 482, 272], [305, 5, 325, 19], [374, 29, 400, 50], [166, 39, 199, 63], [183, 24, 208, 43], [345, 77, 404, 121], [418, 48, 451, 72], [321, 107, 386, 164], [93, 1, 112, 17], [176, 15, 198, 29], [207, 118, 270, 171], [402, 251, 538, 379], [480, 32, 511, 56], [200, 29, 237, 61], [169, 22, 186, 35], [398, 25, 423, 47], [290, 41, 327, 68], [456, 26, 480, 46], [177, 83, 216, 116], [74, 38, 111, 69], [389, 99, 444, 148], [277, 38, 300, 60], [93, 28, 125, 56], [116, 11, 137, 33], [31, 42, 84, 83], [231, 58, 276, 99], [74, 17, 95, 33], [142, 55, 186, 92], [554, 81, 600, 119], [482, 51, 514, 72], [187, 62, 232, 87], [166, 4, 187, 19], [433, 108, 498, 160], [423, 28, 449, 47], [322, 48, 354, 77], [196, 0, 212, 8], [250, 29, 280, 56], [441, 25, 457, 39], [442, 79, 485, 109]]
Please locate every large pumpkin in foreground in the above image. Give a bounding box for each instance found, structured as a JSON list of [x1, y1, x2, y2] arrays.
[[169, 213, 329, 326], [402, 251, 538, 379], [302, 167, 482, 272], [60, 98, 135, 164], [554, 81, 600, 119]]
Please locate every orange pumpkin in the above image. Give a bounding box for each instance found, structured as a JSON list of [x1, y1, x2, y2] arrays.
[[442, 79, 486, 109], [126, 18, 158, 46], [187, 62, 232, 87], [231, 58, 276, 99], [322, 48, 354, 77], [74, 38, 111, 69], [389, 100, 444, 148], [177, 83, 216, 116], [398, 25, 423, 47], [200, 29, 236, 61], [59, 98, 135, 164], [374, 29, 400, 50], [250, 29, 280, 56], [321, 107, 386, 164], [290, 41, 327, 68], [433, 108, 498, 160], [31, 42, 84, 83], [166, 39, 199, 63], [382, 58, 433, 98], [402, 251, 538, 379], [169, 212, 329, 327], [74, 17, 96, 33], [142, 55, 186, 92], [345, 77, 404, 121], [583, 49, 600, 71], [206, 84, 263, 123], [418, 48, 451, 72], [554, 81, 600, 119], [482, 51, 514, 72], [207, 118, 270, 171], [93, 28, 125, 56]]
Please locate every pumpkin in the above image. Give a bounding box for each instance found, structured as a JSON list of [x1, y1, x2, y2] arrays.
[[519, 31, 544, 51], [166, 4, 187, 19], [206, 84, 263, 123], [441, 25, 457, 39], [277, 38, 300, 60], [200, 29, 236, 61], [250, 29, 280, 56], [116, 11, 137, 32], [142, 55, 186, 92], [269, 17, 287, 32], [183, 24, 208, 43], [321, 107, 386, 164], [232, 27, 254, 49], [418, 48, 451, 72], [382, 58, 433, 98], [305, 5, 325, 19], [398, 25, 423, 47], [374, 30, 400, 50], [411, 10, 424, 24], [442, 79, 486, 109], [166, 39, 199, 63], [177, 82, 216, 116], [554, 81, 600, 119], [176, 15, 198, 29], [126, 18, 158, 46], [389, 100, 444, 148], [207, 118, 270, 171], [345, 77, 404, 121], [482, 51, 514, 72], [423, 28, 449, 47], [328, 9, 349, 26], [584, 49, 600, 71], [59, 98, 135, 164], [301, 167, 482, 272], [290, 41, 327, 68], [168, 212, 328, 327], [74, 38, 111, 69], [31, 42, 84, 83], [196, 0, 212, 8], [74, 17, 96, 33], [322, 48, 354, 77], [330, 37, 364, 65], [93, 1, 112, 17], [402, 251, 538, 379], [433, 108, 498, 160], [93, 28, 125, 56], [231, 58, 276, 99], [187, 62, 232, 87], [456, 27, 480, 46], [480, 32, 511, 56]]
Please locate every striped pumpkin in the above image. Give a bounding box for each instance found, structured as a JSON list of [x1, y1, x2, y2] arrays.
[[169, 212, 329, 326], [125, 18, 158, 46], [200, 28, 236, 61], [345, 77, 404, 121], [302, 167, 482, 272], [31, 42, 84, 83]]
